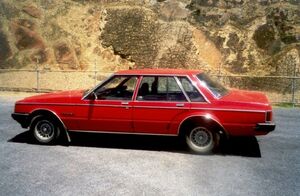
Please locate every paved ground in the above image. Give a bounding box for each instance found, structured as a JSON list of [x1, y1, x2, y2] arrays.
[[0, 94, 299, 196]]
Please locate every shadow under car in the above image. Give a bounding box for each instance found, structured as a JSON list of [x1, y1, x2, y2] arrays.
[[8, 131, 261, 157]]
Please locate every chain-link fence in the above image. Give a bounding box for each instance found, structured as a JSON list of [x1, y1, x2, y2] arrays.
[[0, 68, 299, 106], [211, 75, 300, 106], [0, 68, 111, 92]]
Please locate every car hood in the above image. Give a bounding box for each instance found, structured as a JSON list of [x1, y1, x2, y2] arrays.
[[219, 89, 270, 106], [18, 90, 85, 103]]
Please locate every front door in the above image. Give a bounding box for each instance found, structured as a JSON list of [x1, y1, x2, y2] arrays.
[[133, 76, 190, 134], [79, 75, 138, 132]]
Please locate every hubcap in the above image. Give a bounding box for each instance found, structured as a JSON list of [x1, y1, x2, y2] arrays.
[[35, 120, 55, 141], [190, 127, 212, 147]]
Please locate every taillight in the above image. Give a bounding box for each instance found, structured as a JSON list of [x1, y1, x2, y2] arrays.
[[266, 111, 272, 122]]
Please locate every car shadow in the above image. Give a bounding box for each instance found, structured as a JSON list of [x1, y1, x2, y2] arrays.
[[218, 136, 261, 157], [8, 131, 261, 157]]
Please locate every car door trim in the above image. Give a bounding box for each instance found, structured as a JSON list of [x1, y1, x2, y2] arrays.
[[174, 76, 191, 102], [68, 129, 177, 136], [18, 102, 267, 113]]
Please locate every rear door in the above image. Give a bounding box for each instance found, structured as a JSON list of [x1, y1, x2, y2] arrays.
[[133, 76, 190, 134]]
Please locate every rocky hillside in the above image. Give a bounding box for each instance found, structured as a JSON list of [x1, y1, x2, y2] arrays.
[[0, 0, 299, 77]]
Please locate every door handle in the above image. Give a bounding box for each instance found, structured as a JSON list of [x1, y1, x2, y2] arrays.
[[121, 102, 129, 105], [176, 103, 184, 107]]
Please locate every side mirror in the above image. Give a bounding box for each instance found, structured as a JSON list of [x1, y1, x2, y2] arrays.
[[88, 92, 97, 100]]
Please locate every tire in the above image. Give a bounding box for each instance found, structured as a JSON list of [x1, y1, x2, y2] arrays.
[[31, 116, 60, 144], [185, 126, 219, 154]]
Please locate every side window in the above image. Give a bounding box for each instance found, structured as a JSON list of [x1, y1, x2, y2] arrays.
[[137, 76, 186, 102], [94, 76, 137, 100], [178, 76, 206, 102], [167, 77, 186, 101]]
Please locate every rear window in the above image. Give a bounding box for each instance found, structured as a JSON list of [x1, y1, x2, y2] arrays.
[[177, 76, 206, 102], [196, 73, 228, 98]]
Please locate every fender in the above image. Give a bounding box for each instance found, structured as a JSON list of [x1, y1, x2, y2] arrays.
[[174, 111, 228, 136], [29, 108, 71, 142]]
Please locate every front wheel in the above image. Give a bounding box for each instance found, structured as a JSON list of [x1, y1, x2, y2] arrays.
[[185, 126, 219, 154], [31, 116, 60, 144]]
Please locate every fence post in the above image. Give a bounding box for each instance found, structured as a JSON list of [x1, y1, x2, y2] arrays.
[[291, 79, 295, 108], [94, 61, 97, 85], [36, 59, 40, 93], [291, 63, 297, 108]]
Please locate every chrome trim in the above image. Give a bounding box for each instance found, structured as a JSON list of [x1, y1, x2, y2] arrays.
[[21, 102, 133, 108], [255, 122, 276, 132], [265, 111, 267, 122], [134, 75, 144, 101], [194, 74, 219, 99], [176, 103, 185, 107], [82, 73, 115, 100], [134, 75, 190, 103], [69, 129, 177, 136], [186, 75, 211, 103], [81, 73, 210, 103], [174, 76, 191, 102], [134, 105, 189, 110], [134, 99, 188, 103], [132, 75, 142, 101], [115, 73, 192, 76], [265, 110, 272, 122], [177, 114, 228, 136], [190, 107, 266, 113], [193, 74, 225, 100], [19, 102, 267, 113], [81, 103, 133, 108], [30, 108, 71, 142]]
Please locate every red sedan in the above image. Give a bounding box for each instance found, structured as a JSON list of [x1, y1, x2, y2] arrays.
[[12, 69, 275, 154]]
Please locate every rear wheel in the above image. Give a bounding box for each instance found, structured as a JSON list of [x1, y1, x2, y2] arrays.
[[31, 116, 60, 144], [185, 126, 219, 154]]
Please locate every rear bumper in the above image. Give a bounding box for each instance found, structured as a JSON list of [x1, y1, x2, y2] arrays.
[[11, 113, 30, 128], [255, 122, 276, 132]]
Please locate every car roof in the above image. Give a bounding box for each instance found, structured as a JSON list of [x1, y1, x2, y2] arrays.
[[115, 69, 202, 75]]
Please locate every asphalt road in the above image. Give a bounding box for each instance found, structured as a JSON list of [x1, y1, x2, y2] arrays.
[[0, 95, 299, 196]]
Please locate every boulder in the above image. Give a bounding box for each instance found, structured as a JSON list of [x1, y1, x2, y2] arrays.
[[17, 19, 36, 30], [0, 31, 12, 65], [158, 1, 189, 21], [14, 26, 45, 50], [54, 42, 80, 69], [11, 20, 45, 51], [22, 5, 42, 19]]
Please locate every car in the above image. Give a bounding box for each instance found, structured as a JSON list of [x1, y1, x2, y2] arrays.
[[11, 69, 275, 154]]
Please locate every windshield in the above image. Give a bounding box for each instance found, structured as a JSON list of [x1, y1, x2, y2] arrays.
[[196, 73, 228, 98]]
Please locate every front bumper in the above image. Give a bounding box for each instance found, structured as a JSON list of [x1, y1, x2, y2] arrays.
[[255, 122, 276, 132], [11, 113, 30, 128]]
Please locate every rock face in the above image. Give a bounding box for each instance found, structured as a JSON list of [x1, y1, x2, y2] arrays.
[[0, 32, 12, 64], [11, 20, 45, 50], [54, 41, 80, 69], [23, 5, 42, 19], [0, 0, 299, 80], [101, 7, 159, 68]]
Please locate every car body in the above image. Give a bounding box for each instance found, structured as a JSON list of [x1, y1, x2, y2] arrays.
[[12, 69, 275, 154]]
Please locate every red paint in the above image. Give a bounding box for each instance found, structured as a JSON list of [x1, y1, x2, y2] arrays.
[[13, 69, 275, 136]]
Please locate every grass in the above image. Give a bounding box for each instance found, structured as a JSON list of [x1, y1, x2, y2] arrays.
[[273, 102, 299, 108]]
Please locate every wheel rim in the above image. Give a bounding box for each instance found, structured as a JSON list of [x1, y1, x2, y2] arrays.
[[34, 120, 55, 141], [190, 127, 212, 147]]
